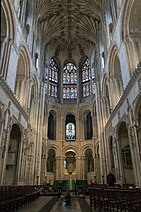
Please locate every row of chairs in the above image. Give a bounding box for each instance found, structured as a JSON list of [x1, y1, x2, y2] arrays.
[[0, 185, 40, 212], [88, 187, 141, 211], [90, 183, 136, 189]]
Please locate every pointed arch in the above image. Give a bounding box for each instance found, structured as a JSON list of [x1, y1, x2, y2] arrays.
[[101, 73, 111, 119], [1, 0, 15, 41], [1, 0, 15, 78], [14, 45, 31, 106], [18, 45, 31, 77], [107, 45, 123, 106], [28, 74, 39, 124], [121, 0, 141, 71]]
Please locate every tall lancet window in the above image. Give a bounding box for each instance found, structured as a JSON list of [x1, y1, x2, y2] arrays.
[[63, 62, 77, 99], [65, 114, 76, 141], [82, 58, 91, 97], [91, 63, 95, 94], [49, 58, 58, 98]]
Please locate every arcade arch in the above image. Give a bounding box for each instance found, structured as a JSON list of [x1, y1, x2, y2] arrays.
[[117, 122, 135, 184]]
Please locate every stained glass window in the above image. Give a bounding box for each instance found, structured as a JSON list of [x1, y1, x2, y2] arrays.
[[66, 123, 75, 140], [63, 63, 77, 99], [49, 58, 58, 98], [82, 58, 91, 97], [92, 63, 95, 94]]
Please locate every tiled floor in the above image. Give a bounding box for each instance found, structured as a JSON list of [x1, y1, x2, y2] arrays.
[[51, 195, 81, 212], [18, 194, 92, 212], [19, 196, 53, 212]]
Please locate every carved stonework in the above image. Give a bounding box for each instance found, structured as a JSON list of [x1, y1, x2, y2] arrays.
[[126, 98, 137, 127], [24, 129, 29, 143], [1, 116, 13, 159]]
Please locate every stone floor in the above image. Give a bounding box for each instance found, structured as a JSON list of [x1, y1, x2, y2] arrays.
[[18, 193, 92, 212], [51, 194, 80, 212], [19, 196, 53, 212]]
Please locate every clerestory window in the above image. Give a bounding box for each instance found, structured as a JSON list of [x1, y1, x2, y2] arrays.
[[63, 62, 77, 99], [82, 58, 91, 97], [49, 58, 58, 98]]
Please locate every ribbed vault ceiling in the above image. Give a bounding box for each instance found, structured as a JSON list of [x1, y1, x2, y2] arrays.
[[36, 0, 102, 56]]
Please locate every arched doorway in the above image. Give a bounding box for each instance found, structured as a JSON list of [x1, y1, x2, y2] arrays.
[[118, 122, 135, 184], [3, 124, 21, 185]]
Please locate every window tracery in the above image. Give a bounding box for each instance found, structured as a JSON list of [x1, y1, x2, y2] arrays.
[[92, 63, 95, 94], [63, 63, 77, 99], [49, 58, 58, 98], [82, 58, 91, 97]]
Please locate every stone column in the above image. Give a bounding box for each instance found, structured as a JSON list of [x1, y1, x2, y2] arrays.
[[41, 153, 47, 184], [15, 79, 21, 99], [81, 156, 85, 180], [101, 132, 108, 183], [42, 139, 48, 184], [29, 95, 40, 185], [14, 137, 24, 185], [60, 156, 65, 180], [76, 156, 81, 179], [0, 102, 13, 185], [0, 114, 5, 152], [19, 79, 25, 105], [94, 154, 100, 183], [25, 144, 31, 184], [28, 128, 37, 185], [75, 114, 80, 141], [128, 124, 141, 185], [116, 138, 124, 184], [20, 129, 28, 184], [61, 114, 65, 141], [35, 84, 45, 185], [24, 77, 30, 111], [0, 120, 13, 184], [56, 156, 60, 180], [112, 137, 120, 182]]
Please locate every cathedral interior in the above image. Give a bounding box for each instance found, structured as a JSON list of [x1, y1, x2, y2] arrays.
[[0, 0, 141, 191]]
